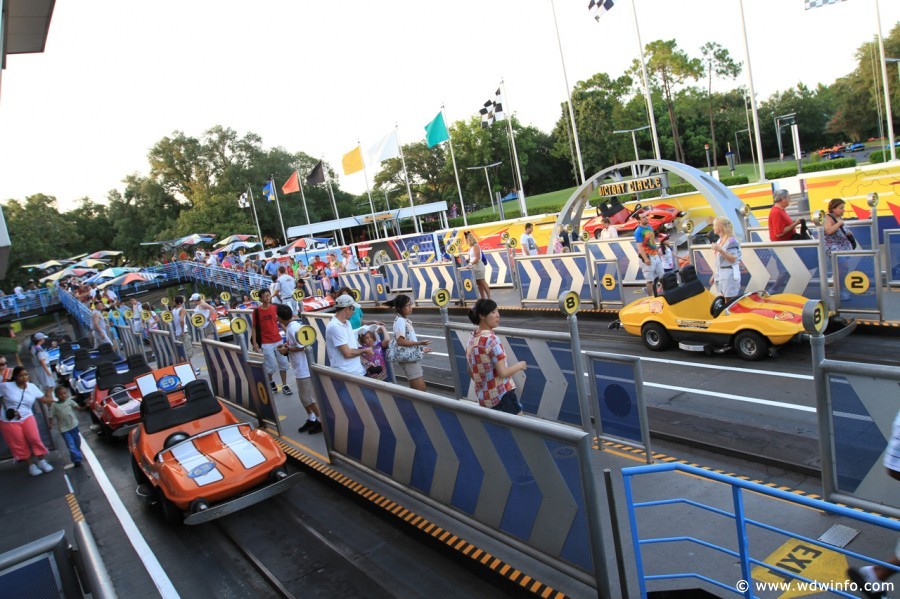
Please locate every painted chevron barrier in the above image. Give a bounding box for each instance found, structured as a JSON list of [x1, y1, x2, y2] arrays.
[[200, 339, 279, 430], [887, 229, 900, 286], [228, 308, 253, 349], [371, 274, 389, 302], [692, 241, 823, 298], [410, 262, 462, 305], [147, 329, 179, 369], [515, 254, 593, 307], [311, 364, 605, 589], [457, 268, 478, 302], [113, 325, 142, 358], [833, 251, 881, 314], [382, 259, 411, 292], [593, 260, 624, 308], [585, 238, 645, 286], [339, 270, 376, 304], [445, 322, 585, 428], [584, 351, 650, 458], [823, 360, 900, 512], [483, 249, 513, 288]]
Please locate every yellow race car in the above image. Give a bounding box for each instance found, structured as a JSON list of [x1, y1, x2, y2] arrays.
[[610, 265, 809, 361]]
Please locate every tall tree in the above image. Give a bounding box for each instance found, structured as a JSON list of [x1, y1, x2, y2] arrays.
[[700, 42, 741, 167], [2, 194, 80, 287], [631, 40, 703, 163]]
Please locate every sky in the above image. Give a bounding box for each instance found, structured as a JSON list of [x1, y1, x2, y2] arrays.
[[1, 0, 898, 213]]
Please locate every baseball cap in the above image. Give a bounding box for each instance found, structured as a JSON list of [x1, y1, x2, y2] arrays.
[[334, 294, 359, 310], [33, 332, 48, 341], [190, 293, 202, 301]]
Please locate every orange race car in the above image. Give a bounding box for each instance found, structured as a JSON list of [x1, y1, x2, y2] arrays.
[[129, 363, 298, 524], [88, 354, 155, 438]]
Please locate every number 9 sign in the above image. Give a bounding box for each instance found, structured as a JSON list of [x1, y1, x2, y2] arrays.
[[558, 291, 580, 315], [432, 289, 450, 307], [296, 325, 317, 347]]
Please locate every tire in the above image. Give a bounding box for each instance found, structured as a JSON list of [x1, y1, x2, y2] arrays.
[[594, 229, 603, 240], [157, 489, 183, 525], [733, 330, 768, 361], [641, 322, 672, 352], [131, 456, 146, 485]]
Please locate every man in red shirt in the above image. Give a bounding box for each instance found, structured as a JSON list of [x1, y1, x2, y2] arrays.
[[250, 288, 292, 396], [768, 189, 805, 242]]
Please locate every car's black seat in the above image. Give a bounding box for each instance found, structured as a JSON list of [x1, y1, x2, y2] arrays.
[[662, 265, 705, 305], [141, 391, 174, 434], [181, 380, 222, 422]]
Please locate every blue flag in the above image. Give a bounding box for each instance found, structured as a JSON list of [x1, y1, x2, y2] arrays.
[[262, 181, 275, 202]]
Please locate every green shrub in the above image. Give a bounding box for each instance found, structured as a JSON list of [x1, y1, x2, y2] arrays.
[[868, 150, 887, 164], [720, 175, 750, 186], [802, 157, 856, 172], [765, 166, 798, 179]]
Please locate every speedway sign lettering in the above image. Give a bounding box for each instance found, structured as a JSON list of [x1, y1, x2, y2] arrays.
[[597, 174, 668, 197]]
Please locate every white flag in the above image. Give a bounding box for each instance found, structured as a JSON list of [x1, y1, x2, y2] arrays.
[[238, 192, 249, 208], [804, 0, 846, 9], [369, 131, 400, 164]]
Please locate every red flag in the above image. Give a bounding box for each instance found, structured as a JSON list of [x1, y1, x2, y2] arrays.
[[282, 171, 300, 194]]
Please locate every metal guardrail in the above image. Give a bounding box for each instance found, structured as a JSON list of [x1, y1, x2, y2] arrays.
[[0, 288, 60, 319], [622, 462, 900, 598]]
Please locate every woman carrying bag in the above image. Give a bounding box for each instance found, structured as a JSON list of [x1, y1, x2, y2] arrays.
[[823, 198, 856, 256], [386, 295, 431, 391], [0, 367, 54, 477]]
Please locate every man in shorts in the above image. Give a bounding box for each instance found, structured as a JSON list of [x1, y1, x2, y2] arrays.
[[275, 304, 321, 434], [634, 212, 663, 295], [250, 288, 292, 395]]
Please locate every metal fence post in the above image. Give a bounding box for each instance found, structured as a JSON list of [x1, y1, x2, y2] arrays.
[[433, 290, 463, 399], [802, 300, 836, 499], [560, 291, 595, 435]]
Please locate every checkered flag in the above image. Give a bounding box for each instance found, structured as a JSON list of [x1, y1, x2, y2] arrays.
[[479, 88, 505, 129], [238, 192, 249, 208], [804, 0, 846, 9], [588, 0, 615, 21]]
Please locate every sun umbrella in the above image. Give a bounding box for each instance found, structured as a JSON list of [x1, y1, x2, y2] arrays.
[[82, 267, 137, 284], [21, 260, 71, 271], [88, 250, 124, 259], [175, 233, 216, 246], [214, 234, 257, 248], [73, 258, 109, 268], [217, 241, 261, 253], [39, 267, 98, 283], [98, 272, 162, 289]]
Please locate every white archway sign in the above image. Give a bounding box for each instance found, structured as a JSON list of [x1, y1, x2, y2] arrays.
[[550, 159, 758, 251]]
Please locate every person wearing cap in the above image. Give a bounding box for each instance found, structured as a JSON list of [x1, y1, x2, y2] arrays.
[[657, 232, 676, 275], [250, 288, 292, 396], [325, 294, 374, 376], [190, 294, 216, 338], [341, 248, 360, 272], [30, 333, 56, 391]]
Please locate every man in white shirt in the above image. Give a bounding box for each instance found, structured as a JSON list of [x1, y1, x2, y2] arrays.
[[598, 217, 619, 240], [520, 223, 539, 256], [341, 248, 360, 271], [325, 295, 373, 376], [275, 266, 297, 315]]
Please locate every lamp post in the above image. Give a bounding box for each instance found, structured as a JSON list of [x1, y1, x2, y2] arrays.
[[466, 162, 502, 214]]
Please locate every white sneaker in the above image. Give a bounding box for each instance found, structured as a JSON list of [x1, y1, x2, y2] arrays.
[[37, 459, 54, 473], [28, 464, 42, 476]]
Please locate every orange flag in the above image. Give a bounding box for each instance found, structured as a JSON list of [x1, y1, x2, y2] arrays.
[[282, 171, 300, 194]]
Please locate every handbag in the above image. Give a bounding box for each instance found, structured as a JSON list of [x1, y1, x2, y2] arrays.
[[388, 338, 423, 363]]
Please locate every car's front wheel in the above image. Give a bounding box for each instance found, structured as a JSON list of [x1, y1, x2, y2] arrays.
[[734, 331, 768, 361], [642, 322, 672, 352]]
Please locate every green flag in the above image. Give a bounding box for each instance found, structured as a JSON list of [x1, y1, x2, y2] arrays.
[[424, 111, 449, 148]]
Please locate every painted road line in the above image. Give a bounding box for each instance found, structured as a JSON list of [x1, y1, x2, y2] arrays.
[[81, 441, 181, 598], [646, 382, 816, 413], [636, 355, 813, 380], [417, 334, 445, 339], [425, 352, 449, 357]]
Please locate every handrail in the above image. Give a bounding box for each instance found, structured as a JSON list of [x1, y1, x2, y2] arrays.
[[622, 462, 900, 598]]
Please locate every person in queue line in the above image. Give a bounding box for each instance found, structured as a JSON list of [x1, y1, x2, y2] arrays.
[[847, 408, 900, 598], [172, 296, 198, 371], [249, 288, 292, 396], [385, 294, 430, 392], [265, 257, 280, 278], [769, 189, 810, 242], [709, 217, 742, 305], [520, 223, 539, 256], [0, 367, 54, 477], [325, 294, 374, 376], [190, 293, 216, 338], [30, 333, 56, 391], [823, 198, 856, 256], [275, 266, 297, 314], [465, 231, 491, 300], [91, 302, 113, 347], [275, 304, 321, 434], [465, 299, 527, 415], [336, 287, 384, 330], [341, 247, 360, 271], [634, 212, 663, 296], [598, 217, 618, 240], [129, 296, 144, 335]]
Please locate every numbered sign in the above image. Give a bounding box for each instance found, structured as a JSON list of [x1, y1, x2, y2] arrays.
[[250, 289, 260, 301], [350, 288, 361, 302], [220, 291, 232, 302], [306, 265, 314, 273], [379, 250, 388, 259], [123, 309, 134, 320], [292, 289, 305, 301], [463, 278, 474, 292], [363, 256, 371, 266], [433, 289, 451, 308], [296, 325, 317, 347], [507, 237, 518, 248], [103, 311, 111, 319], [501, 232, 510, 243], [376, 283, 385, 295], [230, 318, 248, 335], [565, 224, 573, 233], [191, 313, 208, 329], [581, 230, 590, 242], [601, 274, 617, 291], [161, 297, 170, 306], [161, 311, 174, 324], [411, 244, 420, 253], [111, 310, 121, 319], [141, 310, 152, 321], [844, 271, 870, 294], [559, 291, 580, 315], [801, 300, 828, 335], [402, 251, 410, 259]]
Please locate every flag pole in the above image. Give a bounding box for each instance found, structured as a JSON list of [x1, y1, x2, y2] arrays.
[[395, 125, 420, 234], [550, 0, 586, 184], [630, 0, 661, 161], [359, 141, 380, 240], [874, 0, 896, 161], [322, 160, 346, 246], [296, 170, 312, 227], [270, 175, 288, 244], [501, 79, 528, 217], [247, 185, 263, 245], [737, 0, 767, 180], [443, 104, 468, 227]]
